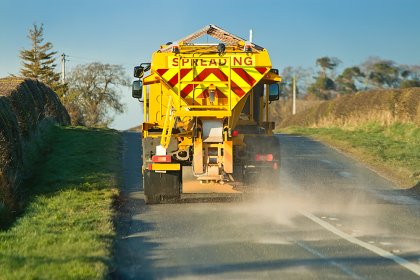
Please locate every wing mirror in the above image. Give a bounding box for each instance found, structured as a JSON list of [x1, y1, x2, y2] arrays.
[[268, 83, 280, 101], [132, 80, 142, 99]]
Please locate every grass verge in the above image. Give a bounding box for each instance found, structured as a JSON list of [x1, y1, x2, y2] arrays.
[[283, 122, 420, 188], [0, 126, 120, 280]]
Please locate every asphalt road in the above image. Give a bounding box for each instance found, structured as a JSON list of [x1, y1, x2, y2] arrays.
[[112, 132, 420, 279]]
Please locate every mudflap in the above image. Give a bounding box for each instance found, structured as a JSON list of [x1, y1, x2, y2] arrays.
[[143, 170, 181, 204]]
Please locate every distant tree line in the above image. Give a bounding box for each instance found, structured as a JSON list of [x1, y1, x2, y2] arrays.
[[282, 56, 420, 100], [17, 24, 420, 111], [17, 24, 128, 127]]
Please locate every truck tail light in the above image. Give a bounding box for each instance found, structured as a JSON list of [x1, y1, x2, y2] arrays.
[[255, 154, 274, 161], [152, 155, 172, 163], [232, 130, 239, 137]]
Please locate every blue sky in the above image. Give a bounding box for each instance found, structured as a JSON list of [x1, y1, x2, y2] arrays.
[[1, 0, 419, 130]]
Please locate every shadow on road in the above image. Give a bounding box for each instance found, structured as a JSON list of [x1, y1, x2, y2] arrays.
[[111, 132, 160, 279]]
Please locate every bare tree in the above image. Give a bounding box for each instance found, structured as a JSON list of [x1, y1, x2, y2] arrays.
[[66, 62, 129, 127]]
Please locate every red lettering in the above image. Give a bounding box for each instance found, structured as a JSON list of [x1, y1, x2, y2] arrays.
[[172, 57, 179, 67], [182, 58, 189, 66], [201, 59, 207, 66], [192, 59, 198, 66], [209, 59, 217, 66], [244, 57, 252, 66], [219, 59, 227, 66], [233, 57, 242, 66]]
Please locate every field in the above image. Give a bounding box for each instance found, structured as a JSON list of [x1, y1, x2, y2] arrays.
[[0, 126, 120, 279], [279, 88, 420, 188]]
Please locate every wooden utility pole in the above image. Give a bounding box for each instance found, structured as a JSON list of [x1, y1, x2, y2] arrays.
[[61, 53, 66, 84]]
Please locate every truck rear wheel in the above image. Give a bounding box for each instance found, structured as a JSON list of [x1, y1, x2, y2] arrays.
[[143, 170, 181, 204]]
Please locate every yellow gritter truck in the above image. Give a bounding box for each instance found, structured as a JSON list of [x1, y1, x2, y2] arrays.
[[132, 24, 282, 203]]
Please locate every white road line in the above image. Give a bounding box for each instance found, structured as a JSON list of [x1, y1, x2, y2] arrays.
[[301, 210, 420, 277], [338, 171, 352, 178], [296, 240, 365, 280]]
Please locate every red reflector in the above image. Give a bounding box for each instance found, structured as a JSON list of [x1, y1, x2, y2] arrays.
[[152, 155, 171, 163], [232, 130, 239, 137], [255, 154, 274, 161], [148, 164, 153, 170]]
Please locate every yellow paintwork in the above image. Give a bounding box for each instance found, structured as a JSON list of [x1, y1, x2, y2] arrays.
[[142, 46, 279, 147], [149, 51, 272, 110], [141, 26, 281, 155], [140, 25, 283, 185], [150, 163, 181, 171]]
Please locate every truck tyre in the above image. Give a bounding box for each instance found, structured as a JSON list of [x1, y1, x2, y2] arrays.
[[143, 170, 181, 204]]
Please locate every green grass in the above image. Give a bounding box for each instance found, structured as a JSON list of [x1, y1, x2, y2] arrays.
[[284, 122, 420, 187], [0, 126, 120, 279]]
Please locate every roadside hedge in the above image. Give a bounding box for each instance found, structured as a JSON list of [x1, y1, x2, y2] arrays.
[[280, 88, 420, 128]]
